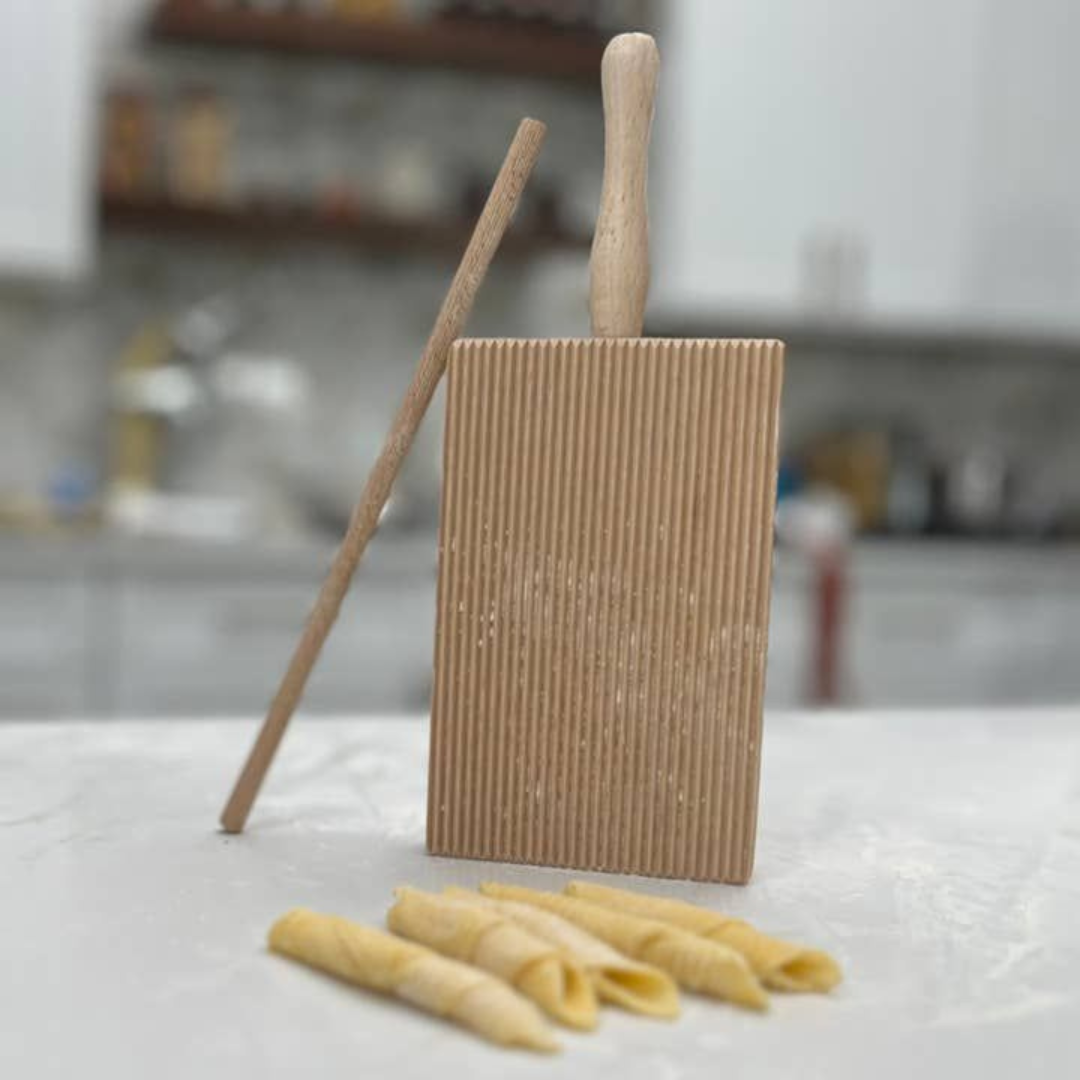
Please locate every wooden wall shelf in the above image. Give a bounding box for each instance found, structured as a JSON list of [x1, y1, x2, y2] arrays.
[[99, 193, 590, 257], [149, 1, 606, 83]]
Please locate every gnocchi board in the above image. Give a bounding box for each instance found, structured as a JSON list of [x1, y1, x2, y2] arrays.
[[427, 34, 784, 883]]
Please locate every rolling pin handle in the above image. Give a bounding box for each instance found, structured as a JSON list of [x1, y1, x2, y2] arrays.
[[589, 32, 660, 339]]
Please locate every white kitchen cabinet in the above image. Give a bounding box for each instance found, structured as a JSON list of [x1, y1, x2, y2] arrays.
[[847, 583, 1080, 708], [653, 0, 1080, 336], [111, 575, 435, 716], [762, 577, 808, 708], [0, 535, 438, 719], [112, 581, 312, 716], [765, 544, 1080, 709], [0, 578, 87, 717]]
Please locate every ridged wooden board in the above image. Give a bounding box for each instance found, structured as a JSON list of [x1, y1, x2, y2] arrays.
[[427, 336, 784, 883]]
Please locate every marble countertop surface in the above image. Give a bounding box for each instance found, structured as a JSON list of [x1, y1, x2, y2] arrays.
[[2, 710, 1078, 1079]]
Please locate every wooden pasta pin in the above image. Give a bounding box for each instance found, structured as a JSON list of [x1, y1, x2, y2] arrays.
[[220, 117, 547, 835], [268, 908, 558, 1052], [479, 883, 769, 1010], [566, 881, 842, 992]]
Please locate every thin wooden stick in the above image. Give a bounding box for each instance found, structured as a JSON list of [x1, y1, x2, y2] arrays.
[[220, 118, 547, 834]]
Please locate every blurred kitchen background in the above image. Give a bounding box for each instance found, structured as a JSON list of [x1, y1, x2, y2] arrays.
[[2, 0, 1079, 719]]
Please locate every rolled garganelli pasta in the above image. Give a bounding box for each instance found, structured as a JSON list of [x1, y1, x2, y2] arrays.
[[566, 881, 842, 993], [268, 908, 558, 1052], [479, 883, 768, 1011], [387, 887, 597, 1030], [444, 888, 680, 1020]]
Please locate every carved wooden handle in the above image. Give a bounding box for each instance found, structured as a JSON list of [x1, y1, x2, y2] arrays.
[[589, 32, 660, 338]]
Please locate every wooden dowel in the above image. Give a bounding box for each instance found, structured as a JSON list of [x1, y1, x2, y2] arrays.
[[220, 117, 547, 834]]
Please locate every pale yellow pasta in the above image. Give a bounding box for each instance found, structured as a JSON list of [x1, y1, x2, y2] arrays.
[[268, 908, 558, 1052], [444, 888, 679, 1020], [566, 881, 842, 993], [479, 883, 768, 1011], [388, 887, 596, 1029]]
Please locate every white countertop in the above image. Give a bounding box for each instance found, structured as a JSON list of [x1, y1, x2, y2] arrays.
[[3, 710, 1078, 1079]]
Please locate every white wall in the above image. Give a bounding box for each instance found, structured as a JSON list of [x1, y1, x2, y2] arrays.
[[652, 0, 1080, 335], [968, 0, 1080, 326], [0, 1, 97, 279]]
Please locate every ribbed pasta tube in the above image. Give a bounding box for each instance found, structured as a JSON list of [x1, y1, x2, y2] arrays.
[[566, 882, 841, 992], [388, 887, 596, 1029], [444, 888, 679, 1019], [269, 908, 558, 1052], [479, 884, 768, 1010]]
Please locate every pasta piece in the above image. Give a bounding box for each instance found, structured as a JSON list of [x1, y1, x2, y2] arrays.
[[566, 882, 842, 993], [444, 887, 679, 1020], [268, 908, 558, 1052], [387, 887, 596, 1030], [479, 883, 768, 1011]]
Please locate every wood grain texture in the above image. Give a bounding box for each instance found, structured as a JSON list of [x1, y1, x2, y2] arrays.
[[427, 337, 784, 883], [589, 33, 659, 338], [219, 118, 546, 834]]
